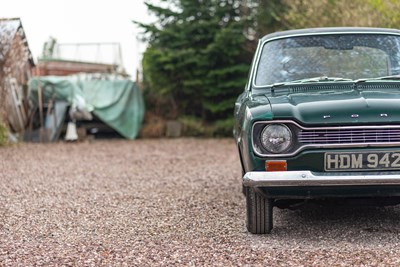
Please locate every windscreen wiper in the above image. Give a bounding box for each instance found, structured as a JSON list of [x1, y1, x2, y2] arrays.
[[354, 75, 400, 86], [372, 75, 400, 81], [269, 76, 353, 92], [290, 76, 353, 83], [271, 76, 352, 87]]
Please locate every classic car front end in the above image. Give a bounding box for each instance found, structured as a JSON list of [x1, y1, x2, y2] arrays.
[[235, 27, 400, 234]]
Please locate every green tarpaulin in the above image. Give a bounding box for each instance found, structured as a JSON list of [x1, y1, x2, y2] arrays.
[[29, 76, 145, 139]]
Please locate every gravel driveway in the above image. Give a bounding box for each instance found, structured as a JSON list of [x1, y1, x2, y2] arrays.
[[1, 138, 400, 266]]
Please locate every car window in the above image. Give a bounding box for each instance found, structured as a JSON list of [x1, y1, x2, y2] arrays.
[[255, 34, 400, 86]]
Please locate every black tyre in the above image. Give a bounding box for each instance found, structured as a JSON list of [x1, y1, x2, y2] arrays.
[[246, 187, 273, 234]]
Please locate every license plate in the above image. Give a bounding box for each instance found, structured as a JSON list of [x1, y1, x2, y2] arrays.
[[324, 151, 400, 171]]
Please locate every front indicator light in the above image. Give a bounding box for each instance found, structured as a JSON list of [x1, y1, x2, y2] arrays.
[[266, 160, 287, 171]]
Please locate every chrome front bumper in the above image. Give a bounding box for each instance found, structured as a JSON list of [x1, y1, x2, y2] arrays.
[[243, 171, 400, 187]]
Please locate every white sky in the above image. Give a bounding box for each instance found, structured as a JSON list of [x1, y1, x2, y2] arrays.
[[0, 0, 156, 79]]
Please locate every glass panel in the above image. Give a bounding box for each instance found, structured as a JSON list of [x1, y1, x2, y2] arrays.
[[255, 34, 400, 86]]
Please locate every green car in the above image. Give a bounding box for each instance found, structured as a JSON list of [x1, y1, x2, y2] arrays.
[[234, 27, 400, 234]]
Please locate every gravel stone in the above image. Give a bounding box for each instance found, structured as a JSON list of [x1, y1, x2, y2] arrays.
[[1, 138, 400, 266]]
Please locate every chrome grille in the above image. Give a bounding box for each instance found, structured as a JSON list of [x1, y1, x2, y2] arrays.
[[299, 128, 400, 144]]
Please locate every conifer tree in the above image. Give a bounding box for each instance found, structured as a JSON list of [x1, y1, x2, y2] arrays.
[[136, 0, 251, 124]]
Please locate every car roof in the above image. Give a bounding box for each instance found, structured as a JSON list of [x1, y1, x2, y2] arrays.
[[261, 27, 400, 42]]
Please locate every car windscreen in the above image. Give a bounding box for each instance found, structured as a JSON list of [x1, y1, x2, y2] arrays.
[[255, 34, 400, 86]]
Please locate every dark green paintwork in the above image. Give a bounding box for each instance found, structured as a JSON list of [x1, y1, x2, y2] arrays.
[[234, 83, 400, 173], [268, 87, 400, 125], [234, 29, 400, 199]]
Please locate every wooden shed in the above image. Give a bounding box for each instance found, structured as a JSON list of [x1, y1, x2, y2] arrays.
[[0, 18, 35, 134]]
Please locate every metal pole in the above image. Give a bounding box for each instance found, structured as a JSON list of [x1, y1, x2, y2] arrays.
[[37, 66, 44, 142]]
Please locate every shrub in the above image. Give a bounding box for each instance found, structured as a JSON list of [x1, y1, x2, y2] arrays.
[[179, 116, 206, 137], [0, 120, 8, 146], [179, 116, 235, 137], [209, 118, 235, 137]]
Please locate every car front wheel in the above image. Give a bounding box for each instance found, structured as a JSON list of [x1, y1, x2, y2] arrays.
[[246, 187, 273, 234]]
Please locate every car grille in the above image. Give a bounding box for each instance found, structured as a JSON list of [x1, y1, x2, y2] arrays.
[[298, 127, 400, 144]]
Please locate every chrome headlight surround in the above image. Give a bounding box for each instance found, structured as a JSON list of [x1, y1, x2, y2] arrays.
[[260, 124, 293, 153], [252, 120, 301, 157]]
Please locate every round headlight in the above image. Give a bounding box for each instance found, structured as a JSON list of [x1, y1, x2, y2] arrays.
[[261, 124, 292, 153]]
